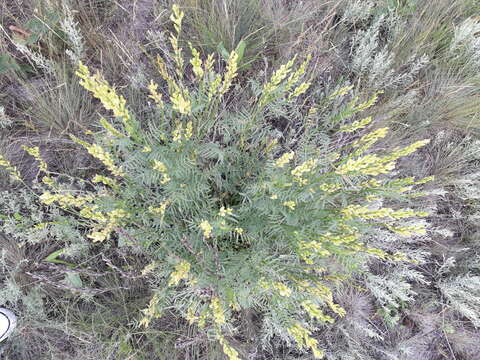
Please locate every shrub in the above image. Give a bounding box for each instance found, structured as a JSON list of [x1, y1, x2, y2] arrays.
[[0, 5, 434, 359]]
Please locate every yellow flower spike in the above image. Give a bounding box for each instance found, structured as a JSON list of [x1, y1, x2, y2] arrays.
[[87, 228, 112, 242], [328, 85, 354, 100], [169, 5, 185, 77], [184, 121, 193, 140], [208, 74, 222, 101], [216, 334, 240, 360], [41, 176, 55, 187], [291, 159, 317, 183], [76, 62, 135, 137], [285, 54, 311, 92], [148, 81, 164, 109], [92, 174, 118, 187], [155, 55, 172, 82], [71, 135, 124, 177], [386, 224, 427, 236], [341, 205, 428, 220], [210, 297, 226, 325], [79, 205, 107, 222], [0, 154, 22, 182], [218, 206, 233, 217], [22, 146, 48, 173], [271, 282, 292, 297], [170, 4, 184, 34], [288, 323, 325, 359], [199, 220, 213, 238], [339, 116, 373, 133], [288, 81, 312, 100], [168, 260, 191, 286], [219, 51, 239, 95], [319, 183, 342, 193], [351, 127, 389, 156], [336, 154, 395, 176], [148, 200, 171, 217], [204, 53, 215, 73], [170, 87, 192, 115], [189, 43, 204, 79], [383, 139, 430, 161], [301, 301, 335, 323], [141, 262, 159, 276], [233, 227, 244, 235], [152, 160, 171, 184], [282, 201, 296, 210], [274, 151, 294, 168], [356, 91, 383, 111], [139, 293, 162, 328], [264, 56, 297, 94], [141, 145, 152, 153]]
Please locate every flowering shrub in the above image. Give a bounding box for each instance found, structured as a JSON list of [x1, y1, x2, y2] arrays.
[[0, 5, 434, 359]]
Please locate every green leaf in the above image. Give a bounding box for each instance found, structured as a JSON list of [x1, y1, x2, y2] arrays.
[[235, 40, 247, 63], [43, 249, 76, 267], [216, 42, 230, 61], [64, 273, 83, 288], [0, 54, 21, 74]]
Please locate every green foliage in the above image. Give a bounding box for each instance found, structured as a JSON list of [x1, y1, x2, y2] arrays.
[[4, 5, 436, 359]]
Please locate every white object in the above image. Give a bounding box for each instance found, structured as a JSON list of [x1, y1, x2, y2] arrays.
[[0, 308, 16, 342]]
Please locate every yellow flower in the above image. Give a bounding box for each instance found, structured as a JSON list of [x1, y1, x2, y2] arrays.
[[339, 116, 372, 133], [210, 297, 225, 325], [218, 206, 233, 217], [148, 81, 164, 108], [92, 174, 118, 187], [76, 62, 135, 136], [291, 159, 317, 183], [208, 74, 222, 101], [285, 55, 311, 92], [274, 151, 294, 168], [233, 227, 244, 235], [328, 85, 354, 99], [22, 146, 48, 172], [71, 136, 124, 177], [148, 200, 171, 217], [301, 301, 335, 323], [288, 323, 325, 359], [217, 334, 240, 360], [152, 160, 171, 184], [341, 205, 428, 220], [263, 56, 297, 94], [282, 201, 296, 210], [168, 260, 191, 286], [219, 51, 239, 95], [141, 262, 159, 276], [199, 220, 213, 238], [386, 224, 427, 236], [189, 44, 204, 79], [288, 81, 311, 100], [356, 91, 383, 111], [0, 154, 22, 182], [271, 282, 292, 297], [336, 154, 395, 176], [170, 88, 191, 115], [351, 127, 389, 155], [319, 183, 342, 193], [139, 293, 161, 328], [172, 121, 193, 143]]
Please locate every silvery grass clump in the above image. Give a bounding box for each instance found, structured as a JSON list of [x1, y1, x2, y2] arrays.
[[0, 5, 433, 359]]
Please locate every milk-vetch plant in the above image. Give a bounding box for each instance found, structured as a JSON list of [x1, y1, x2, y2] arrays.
[[1, 5, 435, 359]]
